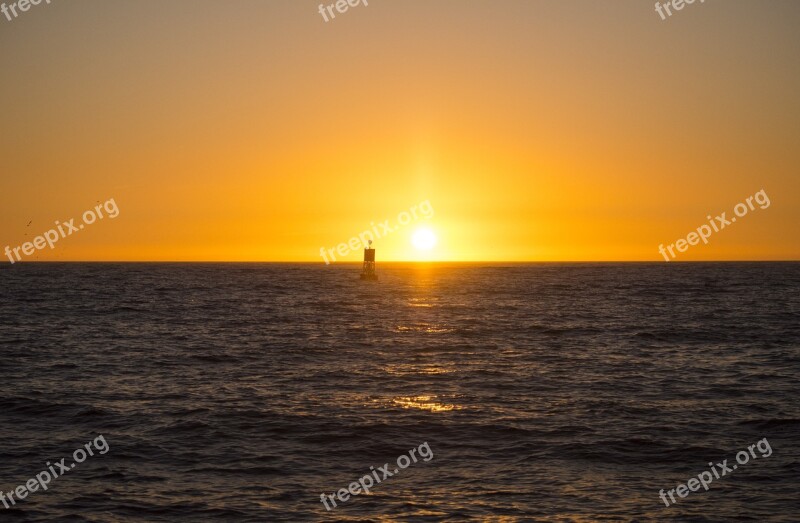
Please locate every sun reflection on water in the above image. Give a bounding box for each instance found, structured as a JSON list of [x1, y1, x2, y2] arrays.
[[392, 324, 455, 334], [382, 364, 453, 376], [407, 297, 438, 308], [391, 395, 462, 413]]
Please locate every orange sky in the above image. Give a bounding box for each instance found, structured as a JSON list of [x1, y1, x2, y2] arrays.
[[1, 0, 798, 262]]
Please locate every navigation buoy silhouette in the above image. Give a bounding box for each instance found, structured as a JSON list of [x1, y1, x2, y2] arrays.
[[360, 240, 377, 281]]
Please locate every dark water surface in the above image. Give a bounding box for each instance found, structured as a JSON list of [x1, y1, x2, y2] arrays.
[[1, 263, 799, 522]]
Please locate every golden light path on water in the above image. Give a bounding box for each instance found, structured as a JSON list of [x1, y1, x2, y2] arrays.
[[378, 273, 464, 413], [391, 395, 461, 413]]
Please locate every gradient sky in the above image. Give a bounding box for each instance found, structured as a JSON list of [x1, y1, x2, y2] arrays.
[[1, 0, 798, 262]]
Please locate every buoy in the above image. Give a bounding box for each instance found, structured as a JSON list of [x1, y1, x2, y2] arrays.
[[360, 240, 377, 281]]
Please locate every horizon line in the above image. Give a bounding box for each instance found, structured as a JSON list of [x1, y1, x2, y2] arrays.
[[5, 260, 800, 264]]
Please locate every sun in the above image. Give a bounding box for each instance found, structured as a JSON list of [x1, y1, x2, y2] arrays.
[[411, 227, 437, 251]]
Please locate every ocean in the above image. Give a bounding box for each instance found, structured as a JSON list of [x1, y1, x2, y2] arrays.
[[1, 262, 798, 522]]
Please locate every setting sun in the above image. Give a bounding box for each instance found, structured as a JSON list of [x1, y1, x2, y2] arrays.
[[412, 228, 438, 251]]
